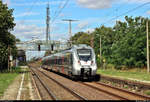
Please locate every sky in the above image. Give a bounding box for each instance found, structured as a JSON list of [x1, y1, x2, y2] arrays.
[[2, 0, 150, 42]]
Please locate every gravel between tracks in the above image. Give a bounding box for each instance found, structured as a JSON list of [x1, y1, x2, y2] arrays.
[[28, 62, 150, 100], [33, 68, 81, 100], [86, 82, 148, 100], [32, 72, 52, 100], [40, 68, 122, 100]]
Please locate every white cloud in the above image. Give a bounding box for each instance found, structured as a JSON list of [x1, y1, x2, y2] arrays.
[[15, 12, 40, 17], [12, 1, 67, 6], [77, 21, 89, 29], [12, 21, 45, 41], [15, 20, 44, 25], [146, 10, 150, 14], [85, 28, 95, 33], [76, 0, 150, 9], [3, 0, 10, 6], [12, 1, 47, 6], [76, 0, 115, 9], [122, 0, 150, 3], [12, 20, 64, 41], [76, 17, 103, 30]]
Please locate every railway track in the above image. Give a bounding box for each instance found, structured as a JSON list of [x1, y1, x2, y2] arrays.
[[31, 67, 87, 100], [80, 82, 150, 100], [31, 67, 150, 100], [100, 75, 150, 92], [30, 68, 58, 100], [41, 67, 147, 100]]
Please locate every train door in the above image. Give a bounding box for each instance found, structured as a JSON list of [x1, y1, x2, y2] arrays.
[[68, 53, 73, 77], [70, 53, 73, 69]]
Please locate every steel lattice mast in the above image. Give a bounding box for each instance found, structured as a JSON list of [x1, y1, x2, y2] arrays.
[[46, 2, 50, 44]]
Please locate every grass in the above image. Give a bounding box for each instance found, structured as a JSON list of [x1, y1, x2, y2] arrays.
[[97, 68, 150, 82], [144, 90, 150, 95], [0, 67, 21, 97]]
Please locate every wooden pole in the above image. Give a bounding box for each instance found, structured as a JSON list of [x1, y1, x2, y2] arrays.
[[146, 20, 150, 73], [8, 45, 10, 71], [91, 36, 94, 48], [100, 36, 102, 68]]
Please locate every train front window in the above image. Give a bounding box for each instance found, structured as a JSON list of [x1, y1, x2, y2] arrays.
[[77, 49, 92, 61]]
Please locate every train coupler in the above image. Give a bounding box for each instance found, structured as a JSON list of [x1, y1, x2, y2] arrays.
[[81, 68, 92, 78]]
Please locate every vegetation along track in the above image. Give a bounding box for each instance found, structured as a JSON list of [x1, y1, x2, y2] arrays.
[[100, 75, 150, 91], [80, 82, 150, 100], [31, 67, 87, 100], [30, 68, 58, 100]]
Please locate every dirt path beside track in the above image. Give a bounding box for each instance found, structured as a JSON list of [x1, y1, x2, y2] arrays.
[[0, 66, 39, 100]]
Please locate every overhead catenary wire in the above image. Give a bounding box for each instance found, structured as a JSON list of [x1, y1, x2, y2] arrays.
[[20, 0, 40, 23], [50, 0, 70, 41], [102, 1, 150, 25], [47, 0, 63, 41], [51, 0, 70, 24], [79, 0, 130, 32], [52, 0, 65, 20]]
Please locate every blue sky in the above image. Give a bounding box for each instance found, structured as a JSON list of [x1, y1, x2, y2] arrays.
[[3, 0, 150, 41]]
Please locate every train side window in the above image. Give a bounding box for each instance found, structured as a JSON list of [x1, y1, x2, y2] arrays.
[[53, 59, 54, 65], [58, 59, 60, 65], [64, 57, 67, 65], [62, 56, 64, 65], [60, 59, 62, 65], [70, 54, 73, 65], [52, 59, 54, 65]]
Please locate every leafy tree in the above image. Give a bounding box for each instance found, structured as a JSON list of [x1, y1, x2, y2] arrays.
[[111, 16, 148, 68], [71, 32, 92, 46], [93, 26, 114, 67], [72, 16, 150, 69], [0, 1, 16, 71], [16, 38, 20, 42]]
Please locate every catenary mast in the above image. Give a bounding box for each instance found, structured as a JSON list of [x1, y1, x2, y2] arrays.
[[46, 2, 50, 44]]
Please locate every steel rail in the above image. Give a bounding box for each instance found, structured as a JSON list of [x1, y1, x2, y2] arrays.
[[80, 82, 128, 100], [37, 69, 87, 100], [30, 71, 42, 100], [30, 68, 58, 100], [95, 82, 150, 100]]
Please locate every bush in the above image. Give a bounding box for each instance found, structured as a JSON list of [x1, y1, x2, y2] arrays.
[[114, 65, 122, 70], [18, 61, 27, 66], [11, 66, 21, 73], [106, 64, 115, 69]]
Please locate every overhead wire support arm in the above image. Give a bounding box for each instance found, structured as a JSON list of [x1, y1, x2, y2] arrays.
[[62, 19, 78, 47]]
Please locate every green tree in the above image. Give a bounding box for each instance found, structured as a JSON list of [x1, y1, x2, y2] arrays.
[[0, 1, 16, 71], [111, 16, 148, 68], [93, 26, 114, 67], [70, 16, 150, 69], [71, 32, 92, 46]]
